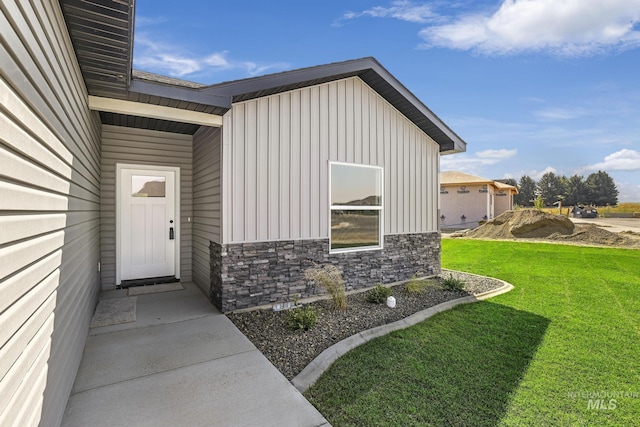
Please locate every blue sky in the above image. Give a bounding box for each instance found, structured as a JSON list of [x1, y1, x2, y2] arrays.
[[133, 0, 640, 202]]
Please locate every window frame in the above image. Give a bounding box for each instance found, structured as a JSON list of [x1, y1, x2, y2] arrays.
[[329, 161, 384, 254]]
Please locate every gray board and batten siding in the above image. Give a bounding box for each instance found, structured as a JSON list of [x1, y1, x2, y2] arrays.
[[1, 2, 101, 426], [192, 125, 222, 295], [100, 125, 194, 289], [222, 76, 440, 244]]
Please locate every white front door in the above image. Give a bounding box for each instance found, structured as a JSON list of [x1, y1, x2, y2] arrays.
[[117, 165, 180, 283]]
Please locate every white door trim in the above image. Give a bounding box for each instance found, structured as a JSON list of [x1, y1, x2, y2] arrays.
[[116, 163, 181, 285]]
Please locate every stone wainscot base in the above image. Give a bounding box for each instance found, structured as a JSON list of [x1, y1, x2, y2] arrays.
[[210, 232, 440, 312]]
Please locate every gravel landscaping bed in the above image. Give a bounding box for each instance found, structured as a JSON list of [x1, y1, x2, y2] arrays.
[[227, 270, 505, 380]]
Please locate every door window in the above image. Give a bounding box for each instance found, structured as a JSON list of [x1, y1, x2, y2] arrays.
[[132, 175, 166, 197]]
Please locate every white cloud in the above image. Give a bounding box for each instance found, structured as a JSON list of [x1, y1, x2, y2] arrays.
[[135, 16, 168, 27], [509, 166, 559, 181], [203, 53, 231, 68], [583, 149, 640, 171], [335, 1, 439, 26], [501, 167, 559, 181], [135, 53, 202, 77], [134, 34, 290, 79], [450, 113, 637, 150], [441, 148, 518, 175], [616, 181, 640, 202], [476, 148, 517, 160], [531, 166, 558, 180], [419, 0, 640, 56], [535, 107, 590, 121]]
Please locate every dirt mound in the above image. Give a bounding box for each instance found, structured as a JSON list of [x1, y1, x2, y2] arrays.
[[620, 230, 640, 239], [550, 224, 636, 247], [460, 210, 639, 249], [466, 210, 574, 239]]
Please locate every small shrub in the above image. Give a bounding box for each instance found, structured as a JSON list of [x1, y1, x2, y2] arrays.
[[405, 275, 427, 294], [366, 284, 392, 304], [286, 304, 320, 331], [442, 274, 466, 291], [304, 262, 347, 310], [533, 194, 545, 210]]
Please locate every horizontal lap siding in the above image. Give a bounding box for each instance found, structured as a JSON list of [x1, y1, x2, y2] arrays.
[[100, 126, 193, 288], [223, 77, 439, 243], [0, 1, 101, 426], [192, 126, 221, 295]]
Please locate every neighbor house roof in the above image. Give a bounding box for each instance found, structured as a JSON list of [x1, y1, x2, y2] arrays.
[[59, 0, 467, 154], [494, 181, 518, 193], [440, 171, 494, 185], [440, 172, 518, 193]]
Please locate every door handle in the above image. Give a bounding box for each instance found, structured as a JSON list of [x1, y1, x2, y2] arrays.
[[169, 227, 174, 240]]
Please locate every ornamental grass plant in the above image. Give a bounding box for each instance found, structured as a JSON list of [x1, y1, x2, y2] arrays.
[[304, 262, 347, 310]]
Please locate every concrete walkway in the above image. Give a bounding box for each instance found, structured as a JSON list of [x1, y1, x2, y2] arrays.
[[62, 283, 329, 427]]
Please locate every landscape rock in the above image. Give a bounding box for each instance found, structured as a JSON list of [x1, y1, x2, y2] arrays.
[[227, 271, 504, 380]]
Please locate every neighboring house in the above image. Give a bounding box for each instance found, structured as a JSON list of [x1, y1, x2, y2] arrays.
[[1, 1, 466, 425], [493, 180, 519, 216], [439, 172, 517, 229]]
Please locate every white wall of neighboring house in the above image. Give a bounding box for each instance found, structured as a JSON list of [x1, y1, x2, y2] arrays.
[[440, 183, 494, 228], [495, 189, 513, 214], [1, 2, 102, 425]]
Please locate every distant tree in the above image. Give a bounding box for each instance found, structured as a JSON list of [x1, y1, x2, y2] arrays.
[[585, 170, 618, 206], [564, 175, 587, 205], [515, 175, 536, 206], [537, 172, 565, 206], [560, 175, 569, 194]]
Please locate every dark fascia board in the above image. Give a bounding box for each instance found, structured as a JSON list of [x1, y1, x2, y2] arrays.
[[129, 78, 231, 109], [204, 58, 368, 97], [126, 0, 135, 87], [201, 57, 467, 153]]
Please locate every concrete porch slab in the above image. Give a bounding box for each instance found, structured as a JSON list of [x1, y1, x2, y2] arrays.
[[89, 283, 215, 335], [63, 283, 329, 427], [71, 315, 256, 393], [64, 350, 328, 427]]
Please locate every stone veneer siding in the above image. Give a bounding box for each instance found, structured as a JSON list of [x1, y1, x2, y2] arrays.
[[210, 232, 440, 312]]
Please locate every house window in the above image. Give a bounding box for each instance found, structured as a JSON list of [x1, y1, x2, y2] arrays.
[[330, 162, 383, 252]]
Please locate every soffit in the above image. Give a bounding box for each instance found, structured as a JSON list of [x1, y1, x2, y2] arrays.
[[60, 0, 133, 99]]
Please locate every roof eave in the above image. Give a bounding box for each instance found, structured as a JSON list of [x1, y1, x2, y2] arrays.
[[125, 0, 135, 87], [61, 2, 468, 149], [202, 58, 468, 153], [129, 78, 231, 110]]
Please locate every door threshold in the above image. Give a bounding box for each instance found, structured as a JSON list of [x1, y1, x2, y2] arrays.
[[119, 276, 179, 289]]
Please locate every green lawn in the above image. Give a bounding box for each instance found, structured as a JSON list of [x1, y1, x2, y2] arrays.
[[305, 240, 640, 426]]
